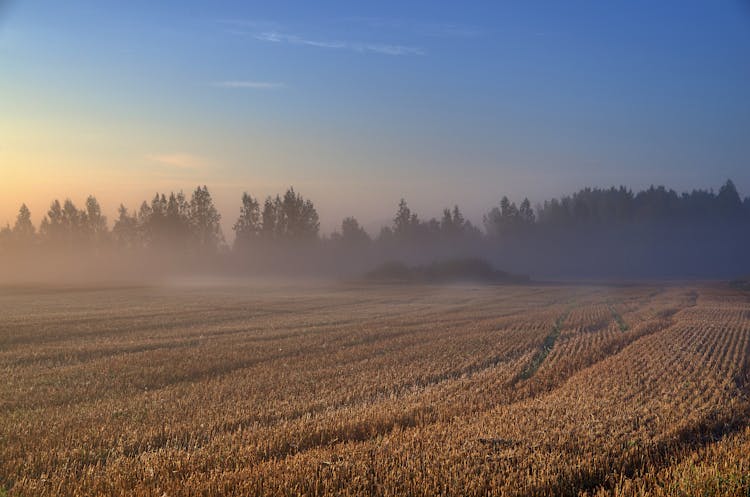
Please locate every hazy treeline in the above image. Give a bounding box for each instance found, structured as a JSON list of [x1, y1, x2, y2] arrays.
[[1, 181, 749, 281], [2, 187, 222, 253]]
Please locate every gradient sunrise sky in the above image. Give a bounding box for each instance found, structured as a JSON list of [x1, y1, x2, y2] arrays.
[[1, 1, 749, 234]]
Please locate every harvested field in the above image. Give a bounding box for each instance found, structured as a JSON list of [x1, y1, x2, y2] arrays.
[[1, 282, 749, 496]]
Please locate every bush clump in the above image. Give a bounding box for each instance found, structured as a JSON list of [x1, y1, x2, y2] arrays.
[[365, 258, 529, 284]]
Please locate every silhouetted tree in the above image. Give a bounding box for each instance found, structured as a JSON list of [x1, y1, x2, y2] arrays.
[[81, 196, 108, 246], [334, 217, 370, 245], [519, 198, 535, 225], [189, 185, 223, 252], [13, 204, 35, 245], [718, 179, 742, 215], [39, 199, 84, 247], [145, 193, 168, 245], [633, 186, 680, 221], [259, 188, 319, 242], [439, 205, 479, 239], [113, 204, 139, 249], [440, 206, 463, 237], [233, 193, 262, 249], [137, 200, 154, 245], [484, 196, 521, 238], [134, 191, 193, 249], [260, 196, 281, 240], [393, 199, 420, 240], [280, 187, 319, 240], [165, 192, 191, 244], [62, 199, 82, 235]]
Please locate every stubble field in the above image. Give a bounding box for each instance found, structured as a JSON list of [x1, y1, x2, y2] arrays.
[[1, 282, 749, 496]]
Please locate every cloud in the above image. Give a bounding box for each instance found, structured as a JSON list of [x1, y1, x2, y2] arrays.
[[211, 81, 286, 89], [218, 18, 426, 56], [146, 153, 207, 170], [348, 18, 483, 38], [255, 31, 424, 56]]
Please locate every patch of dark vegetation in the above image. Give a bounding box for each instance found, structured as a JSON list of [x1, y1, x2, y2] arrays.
[[657, 307, 679, 319], [735, 355, 749, 400], [608, 304, 629, 332], [730, 278, 750, 292], [517, 311, 569, 381], [364, 258, 529, 284]]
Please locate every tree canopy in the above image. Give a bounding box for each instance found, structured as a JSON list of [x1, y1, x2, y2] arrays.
[[2, 180, 748, 278]]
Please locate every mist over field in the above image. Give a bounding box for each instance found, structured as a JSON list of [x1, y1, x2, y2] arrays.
[[1, 181, 749, 284]]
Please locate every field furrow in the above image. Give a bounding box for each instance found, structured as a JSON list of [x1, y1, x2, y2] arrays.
[[1, 283, 748, 496]]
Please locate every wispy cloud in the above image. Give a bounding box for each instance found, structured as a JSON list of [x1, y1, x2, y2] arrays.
[[347, 17, 484, 38], [255, 31, 424, 56], [146, 153, 207, 170], [211, 80, 286, 89]]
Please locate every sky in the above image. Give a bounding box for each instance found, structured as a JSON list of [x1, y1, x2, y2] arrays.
[[1, 0, 749, 235]]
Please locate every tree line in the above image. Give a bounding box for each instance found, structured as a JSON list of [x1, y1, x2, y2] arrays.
[[1, 180, 749, 257]]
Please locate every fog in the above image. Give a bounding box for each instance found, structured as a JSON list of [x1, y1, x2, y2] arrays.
[[1, 182, 749, 285]]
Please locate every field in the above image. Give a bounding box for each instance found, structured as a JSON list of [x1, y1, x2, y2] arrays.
[[1, 282, 749, 496]]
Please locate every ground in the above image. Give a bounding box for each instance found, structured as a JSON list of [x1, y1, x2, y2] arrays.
[[1, 282, 749, 496]]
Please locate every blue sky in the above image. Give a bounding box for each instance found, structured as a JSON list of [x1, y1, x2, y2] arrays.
[[1, 1, 749, 233]]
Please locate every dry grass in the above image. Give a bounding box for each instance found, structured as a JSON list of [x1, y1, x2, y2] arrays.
[[1, 282, 748, 496]]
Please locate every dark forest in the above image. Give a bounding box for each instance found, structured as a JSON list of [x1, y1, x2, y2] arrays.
[[2, 180, 748, 281]]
